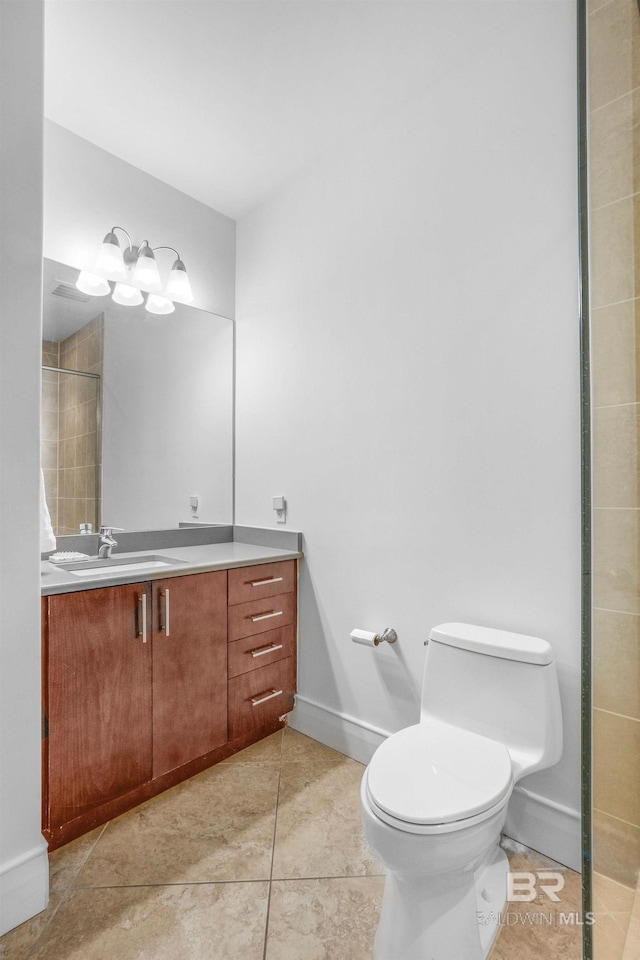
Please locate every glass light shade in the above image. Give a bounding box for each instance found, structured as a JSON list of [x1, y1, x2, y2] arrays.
[[165, 259, 194, 303], [112, 282, 144, 306], [76, 271, 110, 296], [94, 232, 127, 282], [146, 293, 175, 315], [130, 249, 162, 293]]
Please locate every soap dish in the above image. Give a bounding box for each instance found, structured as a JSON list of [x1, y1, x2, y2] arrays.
[[49, 551, 92, 564]]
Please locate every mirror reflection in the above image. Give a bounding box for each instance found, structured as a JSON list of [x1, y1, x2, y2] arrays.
[[41, 257, 234, 535]]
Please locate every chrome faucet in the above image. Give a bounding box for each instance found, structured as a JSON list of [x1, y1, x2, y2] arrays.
[[98, 526, 120, 559]]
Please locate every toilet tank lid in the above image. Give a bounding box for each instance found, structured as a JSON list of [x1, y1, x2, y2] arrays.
[[429, 622, 553, 665]]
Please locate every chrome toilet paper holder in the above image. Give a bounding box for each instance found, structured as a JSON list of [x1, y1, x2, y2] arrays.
[[374, 628, 398, 646]]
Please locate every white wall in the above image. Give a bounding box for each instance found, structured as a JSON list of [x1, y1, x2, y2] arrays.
[[0, 0, 49, 936], [44, 121, 236, 319], [235, 1, 581, 866]]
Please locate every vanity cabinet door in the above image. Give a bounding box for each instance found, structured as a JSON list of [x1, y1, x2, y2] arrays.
[[47, 583, 153, 828], [152, 571, 228, 778]]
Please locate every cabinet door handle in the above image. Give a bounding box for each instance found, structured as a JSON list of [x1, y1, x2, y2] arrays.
[[138, 593, 147, 644], [250, 576, 284, 587], [160, 589, 170, 637], [249, 688, 283, 707], [250, 642, 284, 658], [249, 610, 283, 623]]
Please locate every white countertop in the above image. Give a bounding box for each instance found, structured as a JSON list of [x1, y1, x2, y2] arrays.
[[41, 541, 302, 596]]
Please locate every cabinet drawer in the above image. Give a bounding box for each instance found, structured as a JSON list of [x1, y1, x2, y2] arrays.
[[228, 657, 295, 740], [228, 592, 296, 642], [228, 624, 295, 679], [228, 560, 295, 606]]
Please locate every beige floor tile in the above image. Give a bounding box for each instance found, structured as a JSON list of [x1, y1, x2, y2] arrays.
[[272, 758, 382, 879], [501, 843, 582, 911], [266, 876, 384, 960], [28, 882, 269, 960], [594, 809, 640, 887], [484, 842, 583, 958], [594, 872, 636, 915], [593, 913, 629, 960], [282, 727, 347, 762], [221, 729, 283, 763], [489, 899, 582, 960], [77, 762, 280, 886], [622, 884, 640, 959], [49, 825, 107, 894], [0, 827, 105, 960], [0, 912, 49, 960], [0, 730, 593, 960]]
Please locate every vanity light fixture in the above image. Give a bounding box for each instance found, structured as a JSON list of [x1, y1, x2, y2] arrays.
[[94, 229, 129, 281], [129, 241, 163, 294], [75, 271, 111, 297], [75, 226, 194, 312], [145, 293, 175, 315], [112, 282, 144, 307]]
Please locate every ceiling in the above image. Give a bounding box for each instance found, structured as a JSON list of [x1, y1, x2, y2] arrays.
[[44, 0, 492, 221]]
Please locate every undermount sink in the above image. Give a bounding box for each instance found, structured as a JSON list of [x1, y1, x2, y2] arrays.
[[60, 555, 187, 577]]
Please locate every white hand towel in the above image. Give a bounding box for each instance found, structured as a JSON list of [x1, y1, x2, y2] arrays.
[[40, 469, 56, 553]]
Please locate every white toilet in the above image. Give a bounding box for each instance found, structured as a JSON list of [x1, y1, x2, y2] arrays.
[[360, 622, 563, 960]]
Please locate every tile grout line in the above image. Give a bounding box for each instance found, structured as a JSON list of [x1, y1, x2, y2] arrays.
[[261, 728, 286, 960]]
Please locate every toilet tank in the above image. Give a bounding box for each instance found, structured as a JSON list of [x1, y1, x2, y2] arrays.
[[420, 623, 563, 781]]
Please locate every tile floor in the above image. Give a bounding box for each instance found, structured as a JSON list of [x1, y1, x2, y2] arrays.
[[0, 727, 584, 960], [592, 871, 640, 960]]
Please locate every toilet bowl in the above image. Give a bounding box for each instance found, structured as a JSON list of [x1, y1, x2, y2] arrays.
[[360, 622, 563, 960]]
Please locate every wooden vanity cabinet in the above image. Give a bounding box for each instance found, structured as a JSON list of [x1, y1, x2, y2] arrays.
[[43, 559, 297, 848]]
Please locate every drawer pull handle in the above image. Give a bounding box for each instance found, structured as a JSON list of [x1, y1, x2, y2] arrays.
[[250, 610, 283, 622], [250, 642, 284, 658], [250, 688, 283, 707], [250, 576, 284, 587]]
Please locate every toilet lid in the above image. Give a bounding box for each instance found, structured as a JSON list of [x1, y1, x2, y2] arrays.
[[367, 720, 513, 826]]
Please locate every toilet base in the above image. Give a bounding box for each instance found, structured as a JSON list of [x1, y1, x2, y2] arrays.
[[373, 845, 509, 960], [475, 845, 509, 957]]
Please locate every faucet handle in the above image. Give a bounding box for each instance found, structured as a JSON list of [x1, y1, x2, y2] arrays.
[[99, 526, 123, 537]]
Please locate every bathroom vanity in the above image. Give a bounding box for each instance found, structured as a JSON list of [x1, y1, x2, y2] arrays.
[[40, 528, 300, 850]]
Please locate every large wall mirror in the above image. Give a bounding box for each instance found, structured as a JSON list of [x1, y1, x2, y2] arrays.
[[41, 257, 234, 535]]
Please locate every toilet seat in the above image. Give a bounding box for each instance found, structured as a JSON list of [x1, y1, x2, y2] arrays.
[[366, 719, 513, 834]]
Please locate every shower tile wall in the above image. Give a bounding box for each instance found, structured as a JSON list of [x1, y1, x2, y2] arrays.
[[41, 315, 103, 538], [42, 340, 60, 532], [589, 0, 640, 931]]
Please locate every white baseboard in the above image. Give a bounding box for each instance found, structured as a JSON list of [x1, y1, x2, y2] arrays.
[[289, 694, 388, 764], [0, 838, 49, 937], [290, 695, 582, 872], [504, 784, 581, 873]]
